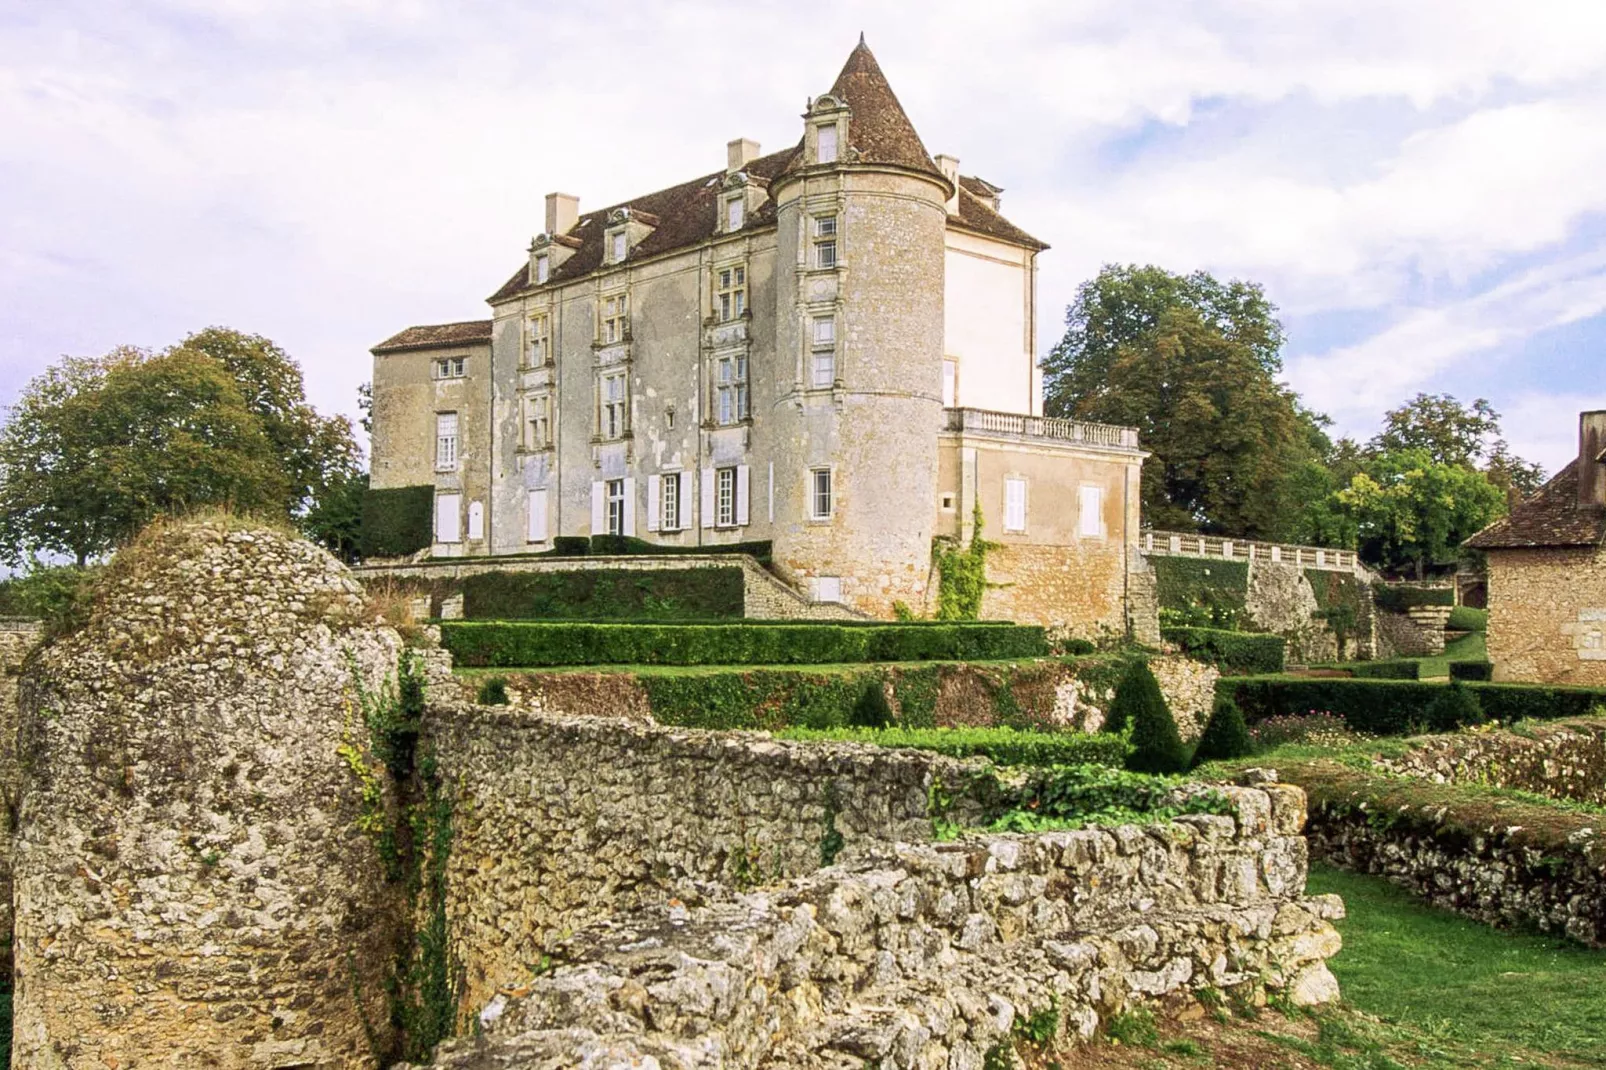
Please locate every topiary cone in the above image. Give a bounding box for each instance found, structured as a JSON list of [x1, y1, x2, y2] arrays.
[[1191, 695, 1254, 767]]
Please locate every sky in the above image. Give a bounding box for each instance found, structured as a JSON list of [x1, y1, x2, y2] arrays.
[[2, 0, 1604, 475]]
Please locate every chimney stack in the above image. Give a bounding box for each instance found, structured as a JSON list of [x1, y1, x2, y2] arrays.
[[545, 192, 579, 237], [727, 138, 760, 174], [1580, 410, 1606, 509], [934, 154, 960, 215]]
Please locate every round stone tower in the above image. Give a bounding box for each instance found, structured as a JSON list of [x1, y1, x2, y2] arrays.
[[12, 518, 405, 1068], [767, 40, 952, 616]]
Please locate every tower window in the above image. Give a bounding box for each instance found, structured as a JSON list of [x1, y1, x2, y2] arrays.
[[817, 124, 838, 164], [809, 467, 833, 520], [811, 316, 836, 388], [813, 215, 838, 269], [716, 265, 747, 322]]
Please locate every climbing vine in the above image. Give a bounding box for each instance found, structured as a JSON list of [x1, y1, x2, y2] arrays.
[[932, 503, 998, 620]]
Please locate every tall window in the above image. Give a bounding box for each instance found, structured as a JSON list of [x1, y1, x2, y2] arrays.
[[809, 467, 833, 520], [942, 359, 958, 407], [817, 124, 838, 164], [811, 315, 836, 388], [716, 265, 747, 321], [601, 293, 628, 344], [813, 215, 838, 269], [611, 231, 627, 263], [434, 357, 466, 379], [716, 354, 748, 425], [526, 313, 549, 366], [716, 467, 737, 527], [726, 196, 744, 231], [435, 412, 458, 470], [1079, 485, 1104, 538], [599, 370, 627, 439], [1004, 477, 1027, 533], [535, 254, 550, 284], [660, 473, 681, 531], [606, 479, 625, 536], [526, 392, 551, 449]]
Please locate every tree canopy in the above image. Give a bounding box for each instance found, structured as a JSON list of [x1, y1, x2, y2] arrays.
[[0, 329, 360, 566]]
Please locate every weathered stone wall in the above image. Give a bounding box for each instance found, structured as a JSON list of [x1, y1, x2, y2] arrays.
[[411, 731, 1341, 1069], [0, 618, 42, 984], [12, 521, 406, 1069], [1377, 719, 1606, 805], [1243, 561, 1336, 664], [1486, 545, 1606, 686], [1149, 656, 1220, 742], [977, 541, 1129, 640]]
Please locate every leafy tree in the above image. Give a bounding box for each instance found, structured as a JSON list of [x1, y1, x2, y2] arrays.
[[302, 470, 368, 564], [1333, 448, 1507, 578], [1042, 265, 1330, 539], [1372, 393, 1544, 499], [1191, 696, 1254, 766]]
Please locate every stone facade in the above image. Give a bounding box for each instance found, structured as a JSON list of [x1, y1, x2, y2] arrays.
[[367, 41, 1146, 624], [1483, 545, 1606, 686], [10, 521, 406, 1069], [417, 705, 1340, 1068], [0, 618, 42, 984]]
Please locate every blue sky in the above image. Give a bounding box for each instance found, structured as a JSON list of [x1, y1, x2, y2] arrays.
[[2, 0, 1603, 474]]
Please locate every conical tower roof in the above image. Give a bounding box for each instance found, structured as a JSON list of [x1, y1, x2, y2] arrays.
[[809, 38, 945, 181]]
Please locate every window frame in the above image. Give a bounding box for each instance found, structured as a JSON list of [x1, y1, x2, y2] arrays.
[[812, 215, 838, 270], [726, 195, 744, 231], [435, 411, 459, 471], [599, 369, 628, 440], [660, 473, 681, 532], [525, 391, 552, 450], [605, 478, 626, 537], [535, 254, 550, 284], [716, 263, 747, 323], [609, 230, 627, 264], [600, 292, 629, 345], [526, 312, 550, 367], [434, 357, 466, 380], [716, 466, 738, 528], [715, 353, 749, 426], [808, 466, 834, 521], [817, 123, 838, 164], [1004, 476, 1028, 534]]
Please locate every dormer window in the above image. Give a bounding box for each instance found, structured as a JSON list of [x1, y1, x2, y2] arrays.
[[726, 195, 744, 231], [817, 124, 838, 164], [610, 231, 627, 263], [536, 254, 550, 284]]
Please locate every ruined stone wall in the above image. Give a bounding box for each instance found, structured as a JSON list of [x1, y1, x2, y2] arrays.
[[1377, 719, 1606, 806], [1244, 561, 1336, 664], [0, 618, 42, 984], [1486, 545, 1606, 686], [12, 521, 406, 1069], [409, 741, 1341, 1069]]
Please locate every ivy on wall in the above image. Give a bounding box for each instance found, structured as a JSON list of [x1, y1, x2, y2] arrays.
[[933, 504, 998, 621]]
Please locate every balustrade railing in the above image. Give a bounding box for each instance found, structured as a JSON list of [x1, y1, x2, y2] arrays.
[[1141, 529, 1359, 572], [943, 407, 1140, 449]]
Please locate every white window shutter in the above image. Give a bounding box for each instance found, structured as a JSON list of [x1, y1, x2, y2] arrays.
[[735, 465, 750, 526], [646, 476, 660, 532], [623, 477, 637, 536], [679, 471, 694, 531], [435, 494, 462, 543], [701, 467, 716, 528], [591, 481, 606, 535], [467, 501, 484, 541], [528, 488, 548, 542]]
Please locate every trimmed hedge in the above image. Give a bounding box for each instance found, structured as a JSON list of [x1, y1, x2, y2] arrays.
[[1161, 626, 1286, 674], [360, 485, 434, 558], [1346, 659, 1423, 680], [461, 568, 745, 621], [1447, 605, 1489, 633], [777, 725, 1127, 768], [1221, 675, 1606, 736], [441, 621, 1051, 668], [588, 534, 773, 564], [1449, 660, 1495, 682], [1373, 584, 1455, 612]]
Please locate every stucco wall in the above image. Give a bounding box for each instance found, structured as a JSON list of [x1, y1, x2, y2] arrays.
[[1486, 545, 1606, 685], [944, 228, 1034, 415]]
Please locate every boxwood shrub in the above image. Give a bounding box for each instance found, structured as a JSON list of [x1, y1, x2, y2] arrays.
[[1220, 675, 1606, 735], [1161, 626, 1285, 674], [1449, 660, 1495, 682], [1373, 584, 1455, 612], [461, 567, 744, 621], [1346, 658, 1423, 680], [588, 534, 774, 564], [777, 725, 1126, 768], [440, 620, 1050, 668], [359, 485, 434, 558]]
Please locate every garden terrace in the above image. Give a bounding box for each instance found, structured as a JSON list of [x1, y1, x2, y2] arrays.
[[1220, 674, 1606, 735]]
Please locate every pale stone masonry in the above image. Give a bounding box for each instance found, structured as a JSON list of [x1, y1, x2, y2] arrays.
[[369, 40, 1145, 628], [1467, 410, 1606, 685]]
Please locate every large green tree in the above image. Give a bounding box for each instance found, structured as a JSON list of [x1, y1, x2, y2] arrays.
[[1333, 447, 1507, 578], [1043, 266, 1329, 538], [1371, 392, 1544, 498]]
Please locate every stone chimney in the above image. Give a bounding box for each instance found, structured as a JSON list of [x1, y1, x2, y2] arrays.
[[1580, 410, 1606, 509], [545, 192, 580, 237], [934, 154, 960, 215], [727, 138, 760, 174]]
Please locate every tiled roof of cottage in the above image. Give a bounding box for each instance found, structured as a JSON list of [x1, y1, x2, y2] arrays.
[[1465, 461, 1606, 549], [371, 319, 493, 354], [489, 40, 1044, 304]]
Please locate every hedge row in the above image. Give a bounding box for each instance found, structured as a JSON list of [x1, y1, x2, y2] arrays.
[[441, 621, 1051, 667], [461, 568, 744, 621], [360, 485, 434, 559], [1373, 584, 1455, 611], [1221, 676, 1606, 735], [1161, 626, 1285, 674], [1345, 659, 1423, 680], [776, 725, 1127, 768], [585, 535, 774, 563], [1449, 661, 1495, 682]]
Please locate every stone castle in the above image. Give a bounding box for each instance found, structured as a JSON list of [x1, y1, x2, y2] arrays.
[[370, 40, 1146, 627]]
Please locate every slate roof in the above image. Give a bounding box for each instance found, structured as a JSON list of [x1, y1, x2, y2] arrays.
[[1465, 460, 1606, 549], [371, 319, 493, 354], [488, 40, 1045, 305]]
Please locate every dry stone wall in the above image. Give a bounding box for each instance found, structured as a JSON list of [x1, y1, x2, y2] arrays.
[[0, 618, 42, 984], [11, 520, 406, 1070], [1377, 719, 1606, 805], [410, 729, 1341, 1069]]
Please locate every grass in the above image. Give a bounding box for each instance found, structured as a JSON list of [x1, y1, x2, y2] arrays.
[[1305, 864, 1606, 1067], [1418, 631, 1487, 680]]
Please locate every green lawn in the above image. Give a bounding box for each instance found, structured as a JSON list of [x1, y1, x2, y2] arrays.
[[1418, 631, 1487, 679], [1306, 864, 1606, 1066]]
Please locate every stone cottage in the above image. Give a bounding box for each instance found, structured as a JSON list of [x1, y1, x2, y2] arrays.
[[1466, 410, 1606, 685], [368, 40, 1146, 626]]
